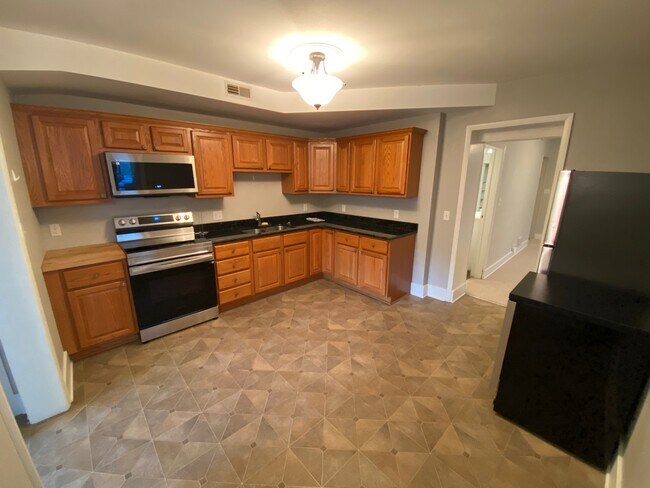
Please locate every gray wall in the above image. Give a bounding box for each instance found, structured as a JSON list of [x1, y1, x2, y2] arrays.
[[427, 66, 650, 292], [529, 139, 561, 239], [485, 139, 544, 267]]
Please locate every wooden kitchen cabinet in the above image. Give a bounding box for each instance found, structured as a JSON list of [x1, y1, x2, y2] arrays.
[[309, 140, 336, 192], [283, 232, 309, 284], [357, 249, 388, 296], [100, 119, 150, 150], [253, 249, 283, 292], [232, 133, 266, 170], [192, 130, 234, 197], [349, 138, 377, 194], [42, 244, 138, 360], [310, 229, 323, 275], [281, 141, 309, 193], [214, 240, 253, 305], [16, 110, 110, 206], [322, 229, 334, 277], [68, 280, 137, 349], [334, 232, 359, 286], [266, 138, 293, 171], [150, 126, 191, 153], [375, 129, 425, 197], [336, 140, 350, 192]]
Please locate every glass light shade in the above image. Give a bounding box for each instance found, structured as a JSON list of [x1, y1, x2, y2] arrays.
[[292, 72, 343, 109]]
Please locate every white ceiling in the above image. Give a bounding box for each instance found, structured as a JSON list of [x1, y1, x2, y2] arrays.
[[0, 0, 648, 92]]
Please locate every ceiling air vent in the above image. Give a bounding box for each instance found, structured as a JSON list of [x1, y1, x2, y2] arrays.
[[225, 82, 252, 99]]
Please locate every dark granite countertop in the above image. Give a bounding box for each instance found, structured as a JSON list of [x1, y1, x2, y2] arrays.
[[510, 272, 650, 335], [197, 211, 417, 244]]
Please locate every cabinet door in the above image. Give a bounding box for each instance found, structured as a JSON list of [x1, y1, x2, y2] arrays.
[[68, 280, 137, 348], [101, 120, 149, 150], [266, 138, 293, 171], [334, 242, 358, 286], [336, 141, 350, 192], [253, 249, 283, 293], [284, 243, 308, 284], [232, 134, 266, 170], [309, 141, 336, 192], [310, 229, 322, 275], [322, 229, 334, 276], [192, 131, 234, 196], [358, 249, 388, 296], [290, 141, 309, 192], [350, 138, 377, 194], [31, 114, 108, 202], [375, 133, 410, 195], [150, 126, 191, 153]]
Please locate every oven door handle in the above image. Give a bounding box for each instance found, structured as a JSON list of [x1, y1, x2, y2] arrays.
[[129, 253, 214, 276]]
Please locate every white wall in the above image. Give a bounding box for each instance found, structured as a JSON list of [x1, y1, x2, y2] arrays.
[[0, 81, 70, 423], [529, 139, 560, 239], [485, 139, 545, 267]]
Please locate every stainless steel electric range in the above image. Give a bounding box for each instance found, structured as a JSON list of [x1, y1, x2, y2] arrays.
[[114, 212, 218, 342]]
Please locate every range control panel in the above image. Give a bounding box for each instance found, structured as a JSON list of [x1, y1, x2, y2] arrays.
[[113, 212, 193, 229]]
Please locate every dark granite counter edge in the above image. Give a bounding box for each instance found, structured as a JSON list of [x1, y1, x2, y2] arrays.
[[207, 222, 416, 244], [509, 272, 650, 335]]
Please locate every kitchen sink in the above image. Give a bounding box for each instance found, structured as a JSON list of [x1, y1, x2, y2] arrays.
[[240, 224, 293, 235]]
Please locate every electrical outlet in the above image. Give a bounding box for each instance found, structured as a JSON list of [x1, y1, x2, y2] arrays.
[[303, 204, 308, 211], [212, 211, 223, 221], [341, 204, 346, 213], [443, 210, 451, 221], [393, 210, 399, 219], [49, 224, 62, 237]]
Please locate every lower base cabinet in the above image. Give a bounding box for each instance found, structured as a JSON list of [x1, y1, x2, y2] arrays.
[[42, 249, 139, 360], [358, 249, 388, 296], [322, 229, 334, 276], [284, 232, 309, 284], [253, 249, 283, 293]]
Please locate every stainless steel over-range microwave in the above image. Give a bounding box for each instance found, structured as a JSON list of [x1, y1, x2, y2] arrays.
[[105, 152, 198, 197]]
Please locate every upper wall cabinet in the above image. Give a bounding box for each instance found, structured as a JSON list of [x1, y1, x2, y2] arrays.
[[336, 140, 350, 192], [232, 133, 266, 170], [150, 126, 191, 153], [192, 130, 234, 197], [349, 137, 377, 194], [13, 107, 110, 206], [266, 138, 293, 171], [375, 129, 425, 197], [281, 141, 309, 193], [101, 120, 150, 150], [309, 140, 336, 192]]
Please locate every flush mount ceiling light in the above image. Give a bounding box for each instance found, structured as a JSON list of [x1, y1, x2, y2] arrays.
[[292, 51, 344, 110]]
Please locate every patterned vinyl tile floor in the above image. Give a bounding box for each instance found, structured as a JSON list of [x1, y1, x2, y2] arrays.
[[20, 280, 605, 488]]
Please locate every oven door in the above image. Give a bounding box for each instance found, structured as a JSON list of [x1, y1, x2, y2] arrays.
[[129, 253, 217, 332]]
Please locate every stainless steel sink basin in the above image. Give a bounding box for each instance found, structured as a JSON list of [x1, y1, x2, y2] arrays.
[[240, 224, 293, 235]]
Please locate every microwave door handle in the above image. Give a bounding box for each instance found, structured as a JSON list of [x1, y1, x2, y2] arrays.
[[129, 253, 214, 276]]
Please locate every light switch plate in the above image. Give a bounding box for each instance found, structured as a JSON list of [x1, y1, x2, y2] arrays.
[[443, 210, 451, 221], [213, 211, 223, 221], [49, 224, 62, 237], [393, 210, 399, 219]]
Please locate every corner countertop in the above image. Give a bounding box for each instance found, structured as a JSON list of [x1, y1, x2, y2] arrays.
[[198, 211, 418, 244], [42, 243, 126, 273], [510, 272, 650, 335]]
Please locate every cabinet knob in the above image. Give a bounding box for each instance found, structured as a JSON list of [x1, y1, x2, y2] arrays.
[[121, 281, 126, 287], [233, 278, 238, 283], [93, 273, 100, 279]]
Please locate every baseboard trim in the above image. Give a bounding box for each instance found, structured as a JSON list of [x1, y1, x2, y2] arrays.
[[410, 283, 426, 298], [483, 240, 529, 279], [451, 283, 466, 302], [61, 350, 73, 405]]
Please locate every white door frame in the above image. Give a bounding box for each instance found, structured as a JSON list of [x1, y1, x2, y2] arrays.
[[446, 113, 574, 300]]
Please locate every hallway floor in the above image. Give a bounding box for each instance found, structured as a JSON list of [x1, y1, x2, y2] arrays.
[[466, 240, 541, 306], [20, 280, 604, 488]]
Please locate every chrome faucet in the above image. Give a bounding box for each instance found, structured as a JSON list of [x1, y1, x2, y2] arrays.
[[255, 211, 261, 227]]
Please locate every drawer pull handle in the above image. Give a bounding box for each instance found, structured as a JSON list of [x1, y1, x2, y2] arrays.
[[93, 273, 100, 279], [231, 249, 235, 254], [234, 292, 239, 297], [121, 281, 126, 287], [234, 278, 238, 283]]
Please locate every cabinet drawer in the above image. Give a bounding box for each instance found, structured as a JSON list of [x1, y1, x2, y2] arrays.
[[63, 261, 125, 290], [216, 255, 250, 275], [218, 269, 251, 291], [359, 237, 388, 254], [252, 235, 282, 253], [219, 283, 253, 304], [215, 241, 250, 261], [283, 231, 308, 246], [335, 232, 360, 247]]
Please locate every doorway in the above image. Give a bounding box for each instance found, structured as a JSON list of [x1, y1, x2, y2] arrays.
[[445, 113, 574, 305]]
